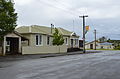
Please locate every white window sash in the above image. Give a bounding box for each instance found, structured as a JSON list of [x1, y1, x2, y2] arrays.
[[35, 34, 42, 46]]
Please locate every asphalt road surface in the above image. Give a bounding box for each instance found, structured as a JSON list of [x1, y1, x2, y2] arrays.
[[1, 50, 120, 79]]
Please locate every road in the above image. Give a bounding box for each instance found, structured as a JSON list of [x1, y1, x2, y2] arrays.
[[1, 50, 120, 79]]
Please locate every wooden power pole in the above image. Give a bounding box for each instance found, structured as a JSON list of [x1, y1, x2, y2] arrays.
[[79, 15, 88, 53], [94, 29, 97, 50]]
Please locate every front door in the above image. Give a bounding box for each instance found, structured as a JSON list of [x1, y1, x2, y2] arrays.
[[90, 44, 93, 49], [6, 37, 19, 54], [71, 39, 73, 48]]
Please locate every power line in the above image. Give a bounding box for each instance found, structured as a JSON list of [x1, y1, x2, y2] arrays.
[[37, 0, 85, 32], [38, 0, 82, 17]]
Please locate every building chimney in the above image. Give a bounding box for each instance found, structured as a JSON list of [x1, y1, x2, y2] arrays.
[[51, 24, 54, 33]]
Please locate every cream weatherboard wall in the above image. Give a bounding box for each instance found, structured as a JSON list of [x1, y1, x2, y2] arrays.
[[22, 45, 67, 54], [21, 33, 67, 54], [22, 33, 79, 48], [28, 34, 52, 47]]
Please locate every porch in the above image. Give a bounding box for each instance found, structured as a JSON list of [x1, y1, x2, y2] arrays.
[[1, 32, 28, 55]]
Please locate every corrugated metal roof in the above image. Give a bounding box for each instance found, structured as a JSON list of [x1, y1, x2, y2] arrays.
[[15, 25, 79, 37]]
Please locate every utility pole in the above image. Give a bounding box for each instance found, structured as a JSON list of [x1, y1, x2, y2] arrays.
[[79, 15, 88, 53], [94, 29, 97, 50]]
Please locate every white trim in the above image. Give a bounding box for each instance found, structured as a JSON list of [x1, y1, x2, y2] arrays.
[[70, 38, 79, 48], [70, 39, 73, 47], [19, 37, 22, 53], [3, 36, 6, 55], [71, 32, 76, 36], [65, 37, 68, 45], [75, 38, 79, 47]]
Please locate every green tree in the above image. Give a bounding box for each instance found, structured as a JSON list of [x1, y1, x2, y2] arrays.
[[52, 28, 64, 46], [114, 45, 120, 50], [0, 0, 17, 40]]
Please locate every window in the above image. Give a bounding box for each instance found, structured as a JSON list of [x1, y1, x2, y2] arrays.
[[75, 39, 78, 46], [6, 41, 10, 52], [39, 35, 42, 45], [6, 41, 10, 46], [65, 38, 68, 45], [36, 35, 39, 45], [47, 36, 50, 45], [101, 46, 103, 49], [36, 34, 42, 46], [110, 46, 111, 48]]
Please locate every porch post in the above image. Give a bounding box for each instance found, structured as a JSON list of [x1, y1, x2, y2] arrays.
[[19, 37, 22, 54], [3, 36, 6, 55], [77, 39, 79, 48]]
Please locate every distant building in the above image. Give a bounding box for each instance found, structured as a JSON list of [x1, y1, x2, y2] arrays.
[[98, 36, 107, 43], [99, 42, 114, 49], [107, 40, 120, 47], [85, 41, 114, 50]]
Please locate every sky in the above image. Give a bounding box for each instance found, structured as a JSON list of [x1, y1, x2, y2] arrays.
[[14, 0, 120, 41]]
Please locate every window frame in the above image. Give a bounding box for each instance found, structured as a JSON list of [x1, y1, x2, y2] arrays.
[[47, 36, 50, 45], [75, 39, 78, 46], [35, 34, 42, 46], [65, 38, 68, 45]]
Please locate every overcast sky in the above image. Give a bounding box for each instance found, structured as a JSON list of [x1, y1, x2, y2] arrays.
[[14, 0, 120, 41]]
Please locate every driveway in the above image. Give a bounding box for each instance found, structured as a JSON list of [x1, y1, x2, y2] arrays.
[[0, 50, 120, 79]]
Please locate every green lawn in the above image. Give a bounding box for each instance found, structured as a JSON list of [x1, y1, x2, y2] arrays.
[[86, 49, 118, 50]]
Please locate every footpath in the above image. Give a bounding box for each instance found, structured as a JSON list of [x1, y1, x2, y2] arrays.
[[0, 50, 101, 62]]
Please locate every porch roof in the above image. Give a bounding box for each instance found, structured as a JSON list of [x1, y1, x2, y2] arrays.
[[8, 31, 29, 41]]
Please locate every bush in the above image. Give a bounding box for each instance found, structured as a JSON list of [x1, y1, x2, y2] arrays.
[[114, 45, 120, 50]]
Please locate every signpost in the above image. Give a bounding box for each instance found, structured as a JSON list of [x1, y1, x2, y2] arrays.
[[85, 26, 90, 34]]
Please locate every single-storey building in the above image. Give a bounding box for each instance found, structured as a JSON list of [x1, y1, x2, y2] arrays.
[[85, 41, 114, 50], [0, 25, 80, 55]]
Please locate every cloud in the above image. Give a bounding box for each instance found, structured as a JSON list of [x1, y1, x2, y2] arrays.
[[87, 7, 120, 19], [14, 0, 120, 41], [14, 0, 35, 6]]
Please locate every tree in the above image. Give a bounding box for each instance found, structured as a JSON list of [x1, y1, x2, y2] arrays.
[[52, 28, 64, 46], [114, 45, 120, 50], [0, 0, 17, 40]]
